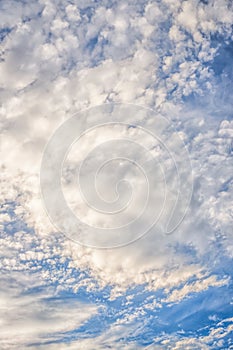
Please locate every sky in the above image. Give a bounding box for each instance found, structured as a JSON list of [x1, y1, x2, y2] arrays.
[[0, 0, 233, 349]]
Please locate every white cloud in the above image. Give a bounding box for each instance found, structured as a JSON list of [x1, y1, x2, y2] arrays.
[[147, 317, 233, 349], [0, 0, 232, 347], [163, 275, 229, 304], [0, 282, 98, 349]]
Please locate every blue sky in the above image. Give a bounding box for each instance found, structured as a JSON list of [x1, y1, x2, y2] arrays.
[[0, 0, 233, 349]]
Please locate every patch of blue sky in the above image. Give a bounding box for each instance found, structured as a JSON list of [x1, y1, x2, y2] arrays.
[[183, 36, 233, 107], [169, 288, 230, 327], [90, 284, 230, 344], [0, 27, 12, 42], [135, 291, 232, 347], [0, 204, 35, 243]]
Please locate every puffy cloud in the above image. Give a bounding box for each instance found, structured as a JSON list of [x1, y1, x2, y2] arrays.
[[1, 0, 232, 292], [0, 0, 233, 348]]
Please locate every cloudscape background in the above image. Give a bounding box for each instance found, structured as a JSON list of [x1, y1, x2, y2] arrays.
[[0, 0, 233, 349]]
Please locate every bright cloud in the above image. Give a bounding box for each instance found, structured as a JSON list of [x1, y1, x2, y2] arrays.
[[0, 0, 233, 348]]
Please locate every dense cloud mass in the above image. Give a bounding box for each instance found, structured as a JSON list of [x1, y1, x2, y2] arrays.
[[0, 0, 233, 349]]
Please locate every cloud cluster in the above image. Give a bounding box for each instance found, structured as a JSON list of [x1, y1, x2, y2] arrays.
[[1, 0, 233, 348]]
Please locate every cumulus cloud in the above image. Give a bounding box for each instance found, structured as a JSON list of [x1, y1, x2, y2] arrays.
[[1, 0, 233, 348]]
